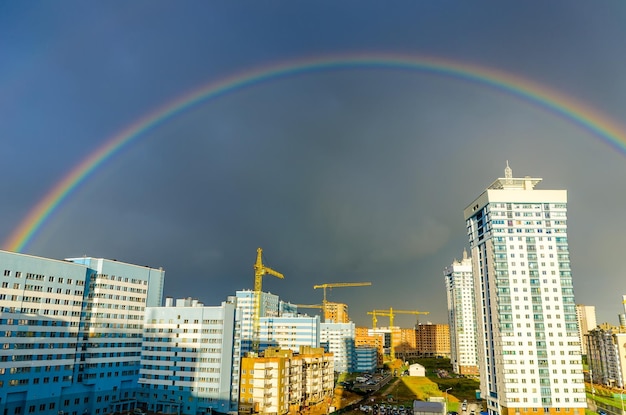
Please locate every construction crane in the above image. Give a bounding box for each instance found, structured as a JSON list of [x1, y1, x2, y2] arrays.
[[251, 247, 284, 353], [367, 307, 429, 360], [313, 282, 371, 322]]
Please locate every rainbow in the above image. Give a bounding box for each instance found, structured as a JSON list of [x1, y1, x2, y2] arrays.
[[4, 53, 626, 252]]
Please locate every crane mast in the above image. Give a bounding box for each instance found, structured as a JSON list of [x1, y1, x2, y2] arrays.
[[251, 248, 284, 354]]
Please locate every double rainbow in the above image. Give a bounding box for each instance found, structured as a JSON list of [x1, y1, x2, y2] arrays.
[[4, 53, 626, 252]]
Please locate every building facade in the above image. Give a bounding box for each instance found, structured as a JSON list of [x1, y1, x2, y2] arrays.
[[320, 322, 355, 373], [353, 347, 378, 373], [258, 315, 320, 352], [464, 164, 586, 415], [354, 327, 384, 366], [240, 346, 333, 414], [138, 298, 238, 414], [444, 250, 479, 375], [416, 323, 450, 358], [0, 250, 164, 415], [239, 348, 303, 414], [585, 323, 626, 389], [234, 291, 280, 354], [575, 305, 597, 356], [323, 302, 349, 324]]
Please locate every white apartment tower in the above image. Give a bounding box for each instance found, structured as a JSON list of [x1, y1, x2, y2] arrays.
[[444, 250, 479, 376], [464, 163, 586, 415]]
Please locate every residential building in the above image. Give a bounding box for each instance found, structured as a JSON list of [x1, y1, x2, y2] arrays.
[[299, 346, 334, 408], [240, 346, 333, 414], [324, 302, 349, 323], [416, 323, 450, 358], [464, 163, 586, 414], [320, 322, 355, 373], [444, 250, 479, 375], [258, 315, 320, 352], [355, 327, 384, 366], [233, 290, 280, 354], [0, 250, 164, 415], [395, 327, 419, 360], [585, 323, 626, 389], [240, 348, 302, 414], [353, 347, 378, 373], [138, 297, 238, 414], [576, 304, 597, 356]]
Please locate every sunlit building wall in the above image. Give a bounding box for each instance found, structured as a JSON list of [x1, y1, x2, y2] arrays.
[[396, 328, 419, 360], [444, 250, 479, 375], [239, 348, 303, 414], [416, 323, 450, 358], [575, 304, 597, 356], [464, 164, 586, 415], [324, 302, 350, 323], [299, 346, 334, 408]]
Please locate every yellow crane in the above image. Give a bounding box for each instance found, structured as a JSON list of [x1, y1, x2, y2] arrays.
[[367, 307, 429, 360], [252, 247, 284, 353], [313, 282, 372, 322]]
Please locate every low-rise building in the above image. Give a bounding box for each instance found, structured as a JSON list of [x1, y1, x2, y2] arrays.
[[586, 323, 626, 388], [240, 346, 333, 414]]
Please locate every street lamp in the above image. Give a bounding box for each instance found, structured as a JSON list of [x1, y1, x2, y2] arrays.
[[445, 388, 452, 413]]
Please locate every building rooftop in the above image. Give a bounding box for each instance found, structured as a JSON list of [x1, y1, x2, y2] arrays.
[[487, 161, 542, 190]]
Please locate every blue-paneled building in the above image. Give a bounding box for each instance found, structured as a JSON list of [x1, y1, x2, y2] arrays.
[[0, 250, 164, 415]]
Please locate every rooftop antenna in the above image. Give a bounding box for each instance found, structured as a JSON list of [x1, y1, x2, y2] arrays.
[[505, 160, 513, 184]]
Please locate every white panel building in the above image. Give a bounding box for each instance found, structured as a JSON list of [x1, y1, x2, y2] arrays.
[[320, 322, 355, 373], [444, 250, 479, 376], [463, 164, 586, 415], [257, 315, 321, 352], [139, 298, 238, 414]]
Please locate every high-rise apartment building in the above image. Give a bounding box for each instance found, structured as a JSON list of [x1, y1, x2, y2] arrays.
[[444, 250, 479, 375], [139, 297, 238, 414], [464, 164, 586, 414], [575, 304, 597, 356], [0, 250, 164, 415]]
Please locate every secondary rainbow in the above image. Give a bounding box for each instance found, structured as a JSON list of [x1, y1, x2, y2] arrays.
[[5, 53, 626, 253]]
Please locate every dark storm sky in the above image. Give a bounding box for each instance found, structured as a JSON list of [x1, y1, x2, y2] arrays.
[[2, 1, 626, 327]]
